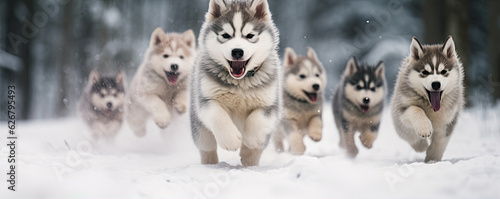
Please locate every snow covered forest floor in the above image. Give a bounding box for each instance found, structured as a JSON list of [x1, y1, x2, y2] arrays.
[[1, 104, 500, 198]]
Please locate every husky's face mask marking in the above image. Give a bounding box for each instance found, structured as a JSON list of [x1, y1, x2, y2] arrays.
[[204, 0, 274, 79], [283, 47, 326, 104], [88, 70, 126, 114], [343, 57, 385, 113], [149, 28, 196, 85], [407, 36, 459, 112]]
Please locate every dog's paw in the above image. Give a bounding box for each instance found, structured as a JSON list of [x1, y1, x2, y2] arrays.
[[415, 120, 433, 139], [216, 131, 242, 151], [174, 102, 187, 114], [308, 128, 322, 142], [153, 112, 171, 129], [359, 132, 377, 149], [243, 132, 268, 149]]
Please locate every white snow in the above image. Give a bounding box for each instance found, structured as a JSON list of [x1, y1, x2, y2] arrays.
[[1, 104, 500, 198]]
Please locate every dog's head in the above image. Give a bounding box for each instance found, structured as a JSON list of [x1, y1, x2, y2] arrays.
[[283, 47, 326, 104], [406, 36, 462, 112], [147, 27, 196, 85], [202, 0, 277, 79], [87, 69, 126, 114], [343, 57, 385, 113]]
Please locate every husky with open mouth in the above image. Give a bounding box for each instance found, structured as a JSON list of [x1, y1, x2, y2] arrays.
[[127, 27, 196, 137], [332, 57, 386, 157], [190, 0, 282, 166], [273, 47, 326, 155], [391, 36, 464, 162]]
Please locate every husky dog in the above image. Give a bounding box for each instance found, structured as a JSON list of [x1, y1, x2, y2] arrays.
[[332, 57, 386, 157], [190, 0, 281, 166], [273, 47, 326, 155], [126, 27, 196, 136], [78, 69, 126, 142], [391, 36, 464, 162]]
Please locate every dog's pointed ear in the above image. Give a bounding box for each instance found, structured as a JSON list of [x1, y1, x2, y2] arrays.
[[344, 57, 358, 76], [115, 70, 126, 86], [283, 47, 297, 67], [150, 27, 165, 47], [306, 47, 320, 63], [89, 69, 100, 84], [207, 0, 227, 22], [410, 37, 424, 61], [442, 35, 456, 59], [182, 29, 196, 49], [375, 61, 385, 79], [250, 0, 271, 21]]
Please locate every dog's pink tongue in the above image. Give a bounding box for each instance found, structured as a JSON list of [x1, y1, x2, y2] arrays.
[[430, 91, 441, 112], [230, 61, 245, 77]]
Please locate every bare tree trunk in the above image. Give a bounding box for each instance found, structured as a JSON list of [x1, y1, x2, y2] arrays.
[[489, 0, 500, 103], [423, 0, 444, 43], [444, 0, 470, 106], [57, 0, 73, 117]]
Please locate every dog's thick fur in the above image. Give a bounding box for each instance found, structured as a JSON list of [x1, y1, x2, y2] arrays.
[[273, 47, 326, 155], [78, 69, 126, 142], [332, 57, 386, 157], [190, 0, 282, 166], [391, 36, 464, 162], [127, 27, 196, 136]]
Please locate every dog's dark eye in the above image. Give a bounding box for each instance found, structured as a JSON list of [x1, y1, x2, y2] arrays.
[[440, 70, 447, 75], [299, 74, 306, 79], [180, 55, 184, 59], [100, 93, 105, 97], [315, 74, 320, 77], [356, 85, 363, 90], [246, 34, 254, 39], [370, 87, 376, 92], [222, 33, 231, 39], [163, 54, 169, 58], [421, 70, 430, 75]]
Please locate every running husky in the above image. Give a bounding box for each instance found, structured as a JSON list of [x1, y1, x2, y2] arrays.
[[78, 69, 126, 142], [391, 36, 464, 162], [127, 27, 196, 136], [332, 57, 386, 157], [273, 47, 326, 155], [190, 0, 281, 166]]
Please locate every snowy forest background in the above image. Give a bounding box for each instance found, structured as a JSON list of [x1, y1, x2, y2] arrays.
[[0, 0, 499, 120]]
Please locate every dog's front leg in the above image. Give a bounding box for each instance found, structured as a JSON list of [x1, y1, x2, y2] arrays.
[[198, 101, 242, 151], [141, 94, 171, 128], [400, 106, 433, 138], [173, 90, 188, 114], [307, 116, 322, 142], [243, 108, 277, 149]]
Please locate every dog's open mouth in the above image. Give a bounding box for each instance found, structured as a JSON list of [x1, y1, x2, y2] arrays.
[[427, 90, 443, 112], [228, 59, 250, 78], [303, 91, 318, 103], [360, 105, 370, 112], [165, 71, 179, 84]]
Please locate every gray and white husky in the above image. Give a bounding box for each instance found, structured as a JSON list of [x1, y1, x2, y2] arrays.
[[78, 69, 126, 142], [391, 36, 464, 162], [273, 47, 326, 155], [190, 0, 281, 166], [332, 57, 386, 157], [126, 27, 196, 137]]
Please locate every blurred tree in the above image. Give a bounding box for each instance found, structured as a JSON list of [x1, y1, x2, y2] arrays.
[[489, 0, 500, 103]]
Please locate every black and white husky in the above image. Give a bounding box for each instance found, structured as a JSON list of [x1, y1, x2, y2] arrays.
[[332, 57, 386, 157], [391, 36, 464, 162], [190, 0, 282, 166], [78, 69, 126, 142]]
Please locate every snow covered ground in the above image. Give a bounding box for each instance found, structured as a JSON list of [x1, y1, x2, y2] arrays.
[[1, 104, 500, 199]]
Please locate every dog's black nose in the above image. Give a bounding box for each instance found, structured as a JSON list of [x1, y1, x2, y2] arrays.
[[312, 84, 320, 91], [432, 81, 441, 90], [107, 102, 112, 108], [363, 97, 370, 104], [171, 64, 178, 71], [231, 48, 244, 59]]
